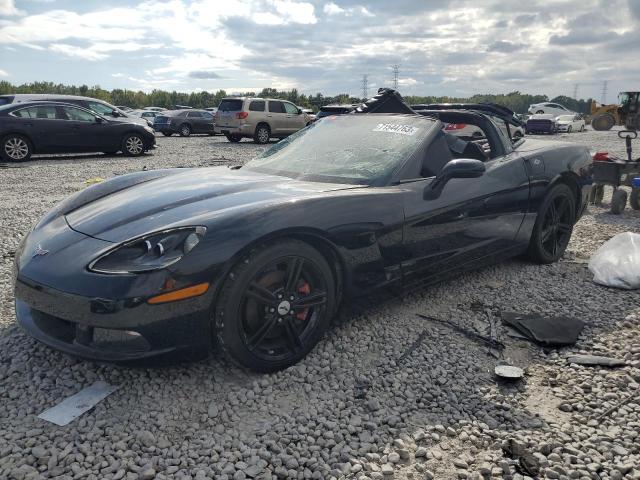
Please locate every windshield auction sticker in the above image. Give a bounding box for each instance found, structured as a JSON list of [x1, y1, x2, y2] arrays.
[[373, 123, 419, 135]]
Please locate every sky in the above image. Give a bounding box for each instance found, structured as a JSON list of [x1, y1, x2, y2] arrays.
[[1, 0, 640, 100]]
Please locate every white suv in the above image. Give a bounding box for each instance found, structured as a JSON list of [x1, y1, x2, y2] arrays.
[[214, 97, 312, 144]]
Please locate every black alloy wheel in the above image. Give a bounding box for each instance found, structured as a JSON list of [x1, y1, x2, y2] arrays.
[[215, 240, 335, 372], [527, 184, 576, 264]]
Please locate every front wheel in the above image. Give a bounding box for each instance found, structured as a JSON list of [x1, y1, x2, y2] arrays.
[[122, 133, 145, 156], [215, 240, 336, 372], [254, 124, 271, 144], [611, 189, 628, 214], [179, 124, 191, 137], [527, 183, 576, 264], [1, 134, 32, 162]]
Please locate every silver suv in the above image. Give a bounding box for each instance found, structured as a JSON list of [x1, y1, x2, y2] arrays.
[[214, 97, 312, 144]]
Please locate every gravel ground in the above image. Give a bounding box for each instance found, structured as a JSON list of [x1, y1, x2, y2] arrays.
[[1, 129, 639, 480]]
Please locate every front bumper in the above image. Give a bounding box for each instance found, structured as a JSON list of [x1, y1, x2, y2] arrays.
[[14, 274, 213, 364]]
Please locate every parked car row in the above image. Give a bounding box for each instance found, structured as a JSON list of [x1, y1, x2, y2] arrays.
[[525, 113, 585, 135], [153, 109, 215, 137]]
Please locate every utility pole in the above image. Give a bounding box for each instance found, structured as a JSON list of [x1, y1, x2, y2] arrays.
[[392, 64, 400, 90], [572, 83, 579, 100], [601, 80, 608, 104], [361, 74, 368, 99]]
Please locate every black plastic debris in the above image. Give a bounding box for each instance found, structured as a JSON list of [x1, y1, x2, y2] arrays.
[[501, 312, 585, 346], [417, 314, 505, 351], [354, 88, 416, 115], [502, 439, 541, 476], [566, 354, 626, 367]]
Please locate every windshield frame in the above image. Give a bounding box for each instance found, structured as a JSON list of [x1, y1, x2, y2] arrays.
[[244, 114, 436, 187]]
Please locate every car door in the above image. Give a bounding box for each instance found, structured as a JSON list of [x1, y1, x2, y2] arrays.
[[59, 105, 106, 151], [10, 105, 67, 151], [401, 128, 530, 284], [283, 101, 306, 134], [267, 100, 287, 135], [186, 111, 203, 133]]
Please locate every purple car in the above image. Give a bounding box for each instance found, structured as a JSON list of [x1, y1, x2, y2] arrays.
[[526, 114, 558, 134]]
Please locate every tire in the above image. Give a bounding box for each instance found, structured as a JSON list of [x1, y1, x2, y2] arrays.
[[179, 124, 191, 137], [1, 134, 32, 162], [225, 134, 241, 143], [580, 125, 585, 132], [592, 113, 615, 131], [589, 184, 604, 205], [162, 132, 173, 137], [513, 131, 523, 139], [631, 188, 640, 211], [527, 183, 576, 264], [215, 240, 336, 372], [567, 126, 572, 133], [536, 110, 544, 114], [611, 189, 628, 214], [122, 133, 145, 156], [254, 124, 271, 144]]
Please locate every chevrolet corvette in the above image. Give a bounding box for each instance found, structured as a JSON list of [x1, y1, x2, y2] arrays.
[[13, 99, 592, 372]]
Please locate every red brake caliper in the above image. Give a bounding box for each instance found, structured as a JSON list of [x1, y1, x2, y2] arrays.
[[297, 282, 310, 320]]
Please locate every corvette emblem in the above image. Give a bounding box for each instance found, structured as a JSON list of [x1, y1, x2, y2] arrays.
[[33, 244, 49, 258]]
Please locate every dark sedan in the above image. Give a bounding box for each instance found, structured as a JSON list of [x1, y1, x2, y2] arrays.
[[153, 109, 215, 137], [0, 102, 156, 162], [526, 114, 558, 134], [13, 112, 591, 372]]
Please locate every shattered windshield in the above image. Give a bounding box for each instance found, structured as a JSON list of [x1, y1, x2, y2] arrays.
[[244, 115, 434, 185]]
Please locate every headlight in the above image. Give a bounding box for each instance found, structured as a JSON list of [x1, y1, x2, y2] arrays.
[[88, 226, 206, 274]]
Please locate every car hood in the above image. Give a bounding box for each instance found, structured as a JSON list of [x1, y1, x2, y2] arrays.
[[65, 167, 363, 243]]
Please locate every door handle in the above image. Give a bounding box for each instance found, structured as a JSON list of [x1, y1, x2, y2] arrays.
[[266, 114, 273, 117]]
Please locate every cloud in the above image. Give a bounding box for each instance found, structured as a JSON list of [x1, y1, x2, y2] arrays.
[[188, 70, 222, 79], [323, 2, 344, 15], [0, 0, 23, 16], [49, 43, 107, 61], [0, 68, 8, 76], [629, 0, 640, 20], [487, 40, 526, 53]]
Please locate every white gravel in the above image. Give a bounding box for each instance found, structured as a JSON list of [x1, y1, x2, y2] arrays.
[[1, 129, 639, 480]]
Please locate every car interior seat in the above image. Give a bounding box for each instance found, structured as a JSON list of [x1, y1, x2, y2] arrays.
[[444, 132, 488, 161]]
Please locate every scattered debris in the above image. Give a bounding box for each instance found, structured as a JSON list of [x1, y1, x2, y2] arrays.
[[38, 381, 119, 426], [416, 314, 505, 351], [85, 177, 105, 185], [501, 312, 585, 346], [502, 439, 541, 476], [566, 354, 626, 367], [398, 329, 432, 363], [495, 364, 524, 380], [588, 232, 640, 289], [595, 394, 635, 420]]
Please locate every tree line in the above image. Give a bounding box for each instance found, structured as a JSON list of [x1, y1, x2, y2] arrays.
[[0, 81, 594, 114]]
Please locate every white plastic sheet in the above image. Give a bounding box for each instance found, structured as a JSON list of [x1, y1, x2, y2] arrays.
[[38, 381, 118, 426], [588, 232, 640, 289]]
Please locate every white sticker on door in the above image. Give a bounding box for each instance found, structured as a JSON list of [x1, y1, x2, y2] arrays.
[[373, 123, 419, 135]]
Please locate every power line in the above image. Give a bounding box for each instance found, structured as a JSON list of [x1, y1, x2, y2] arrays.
[[392, 64, 400, 90], [572, 83, 579, 100], [361, 74, 368, 99], [601, 80, 608, 104]]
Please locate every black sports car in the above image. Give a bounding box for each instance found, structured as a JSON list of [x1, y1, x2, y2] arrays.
[[13, 107, 592, 372], [0, 102, 156, 162]]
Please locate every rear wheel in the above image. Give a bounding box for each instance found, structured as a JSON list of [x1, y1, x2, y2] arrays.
[[215, 240, 335, 372], [1, 134, 32, 162], [179, 124, 191, 137], [527, 184, 576, 264], [122, 133, 145, 156], [630, 188, 640, 210], [254, 124, 271, 144], [225, 134, 241, 143], [611, 189, 628, 214], [162, 132, 173, 137]]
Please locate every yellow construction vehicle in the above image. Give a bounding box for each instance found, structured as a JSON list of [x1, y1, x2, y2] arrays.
[[591, 92, 640, 131]]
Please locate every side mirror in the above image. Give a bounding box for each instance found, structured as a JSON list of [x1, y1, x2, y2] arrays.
[[424, 158, 485, 200], [95, 116, 103, 124], [298, 108, 303, 114]]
